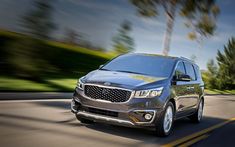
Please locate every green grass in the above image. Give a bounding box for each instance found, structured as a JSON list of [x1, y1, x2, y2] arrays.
[[0, 76, 77, 92], [205, 89, 235, 95]]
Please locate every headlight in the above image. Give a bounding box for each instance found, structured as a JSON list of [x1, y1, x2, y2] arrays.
[[134, 87, 163, 98], [77, 78, 84, 90]]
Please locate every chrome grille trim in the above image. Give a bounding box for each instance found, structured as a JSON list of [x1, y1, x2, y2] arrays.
[[84, 83, 132, 91], [83, 84, 134, 103]]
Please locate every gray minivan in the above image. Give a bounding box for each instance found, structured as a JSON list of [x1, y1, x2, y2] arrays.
[[71, 53, 204, 136]]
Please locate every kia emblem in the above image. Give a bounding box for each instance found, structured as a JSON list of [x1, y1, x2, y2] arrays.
[[104, 82, 111, 86]]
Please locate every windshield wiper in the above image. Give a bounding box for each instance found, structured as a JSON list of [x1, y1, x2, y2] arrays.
[[99, 68, 111, 71], [100, 69, 147, 76]]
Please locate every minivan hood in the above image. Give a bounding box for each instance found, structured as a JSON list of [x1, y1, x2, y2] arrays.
[[84, 70, 168, 89]]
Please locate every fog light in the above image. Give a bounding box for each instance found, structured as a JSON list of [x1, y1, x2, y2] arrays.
[[144, 113, 153, 120]]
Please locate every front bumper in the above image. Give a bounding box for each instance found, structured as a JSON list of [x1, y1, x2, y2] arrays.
[[71, 87, 164, 127]]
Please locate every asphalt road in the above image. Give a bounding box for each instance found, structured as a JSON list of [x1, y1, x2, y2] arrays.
[[0, 95, 234, 147]]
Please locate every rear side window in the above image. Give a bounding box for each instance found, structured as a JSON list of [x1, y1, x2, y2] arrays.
[[175, 61, 186, 78], [184, 62, 196, 81], [193, 65, 201, 80]]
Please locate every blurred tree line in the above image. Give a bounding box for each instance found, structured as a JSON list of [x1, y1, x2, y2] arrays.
[[6, 0, 57, 81], [1, 0, 136, 82], [0, 0, 109, 81], [7, 0, 56, 81], [203, 37, 235, 90], [0, 30, 109, 80]]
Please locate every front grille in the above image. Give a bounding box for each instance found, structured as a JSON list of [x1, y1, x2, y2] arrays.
[[84, 85, 132, 102], [87, 107, 118, 117]]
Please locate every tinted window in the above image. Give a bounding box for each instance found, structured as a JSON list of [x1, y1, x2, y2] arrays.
[[184, 62, 196, 80], [175, 61, 186, 78], [101, 54, 176, 77]]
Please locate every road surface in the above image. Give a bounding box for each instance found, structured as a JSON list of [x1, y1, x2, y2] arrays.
[[0, 95, 234, 147]]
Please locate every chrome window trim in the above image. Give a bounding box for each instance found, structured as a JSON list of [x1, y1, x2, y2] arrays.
[[173, 60, 186, 77]]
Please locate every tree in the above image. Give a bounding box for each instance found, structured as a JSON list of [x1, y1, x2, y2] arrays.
[[130, 0, 220, 55], [207, 59, 217, 76], [64, 28, 80, 45], [216, 37, 235, 89], [22, 0, 56, 39], [10, 0, 56, 80], [112, 21, 135, 54], [203, 59, 218, 89]]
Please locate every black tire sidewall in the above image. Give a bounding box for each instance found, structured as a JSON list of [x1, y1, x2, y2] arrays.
[[189, 99, 204, 123], [156, 101, 175, 136], [197, 99, 204, 122]]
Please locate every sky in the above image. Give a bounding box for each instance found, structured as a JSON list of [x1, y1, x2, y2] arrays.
[[0, 0, 234, 70]]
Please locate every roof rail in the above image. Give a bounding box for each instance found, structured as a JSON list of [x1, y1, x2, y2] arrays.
[[180, 56, 194, 63]]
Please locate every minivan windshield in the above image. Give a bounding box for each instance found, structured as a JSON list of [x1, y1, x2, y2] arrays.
[[101, 54, 176, 78]]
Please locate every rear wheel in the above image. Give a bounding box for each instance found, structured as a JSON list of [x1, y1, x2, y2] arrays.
[[189, 99, 204, 123], [155, 102, 174, 137], [76, 115, 94, 124]]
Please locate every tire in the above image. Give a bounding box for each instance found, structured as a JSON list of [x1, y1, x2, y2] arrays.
[[155, 102, 174, 137], [75, 114, 94, 124], [188, 99, 204, 123]]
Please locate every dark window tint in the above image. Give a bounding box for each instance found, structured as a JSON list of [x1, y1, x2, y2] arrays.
[[184, 62, 196, 81], [101, 54, 176, 77], [175, 62, 186, 78]]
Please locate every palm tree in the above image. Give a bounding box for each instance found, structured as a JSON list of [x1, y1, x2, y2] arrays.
[[130, 0, 220, 55]]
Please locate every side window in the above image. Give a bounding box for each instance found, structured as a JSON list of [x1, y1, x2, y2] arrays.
[[184, 62, 196, 81], [194, 65, 201, 80], [175, 61, 186, 78]]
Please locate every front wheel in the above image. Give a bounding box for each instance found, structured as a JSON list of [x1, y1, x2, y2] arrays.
[[155, 102, 174, 137], [188, 99, 204, 123]]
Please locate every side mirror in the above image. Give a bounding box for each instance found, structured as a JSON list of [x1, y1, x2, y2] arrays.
[[176, 74, 191, 82], [99, 65, 104, 69]]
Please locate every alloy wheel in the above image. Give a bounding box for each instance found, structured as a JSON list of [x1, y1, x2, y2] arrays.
[[163, 105, 173, 133]]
